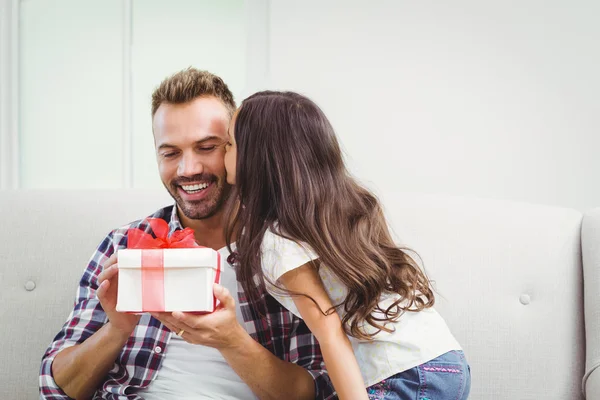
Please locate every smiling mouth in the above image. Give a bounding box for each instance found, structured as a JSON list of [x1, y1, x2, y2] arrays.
[[180, 182, 210, 194]]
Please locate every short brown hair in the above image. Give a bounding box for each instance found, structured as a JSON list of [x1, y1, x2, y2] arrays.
[[151, 67, 236, 117]]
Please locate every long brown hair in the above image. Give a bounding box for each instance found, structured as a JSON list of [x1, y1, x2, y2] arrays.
[[225, 91, 434, 339]]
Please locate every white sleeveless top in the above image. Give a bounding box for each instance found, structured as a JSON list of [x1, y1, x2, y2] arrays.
[[261, 229, 462, 387]]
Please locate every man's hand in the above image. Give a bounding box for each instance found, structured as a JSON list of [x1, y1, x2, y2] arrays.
[[97, 254, 140, 336], [151, 283, 246, 349], [153, 283, 317, 399], [51, 253, 142, 399]]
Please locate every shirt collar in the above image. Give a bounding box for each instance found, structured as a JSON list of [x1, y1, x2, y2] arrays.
[[167, 203, 184, 234]]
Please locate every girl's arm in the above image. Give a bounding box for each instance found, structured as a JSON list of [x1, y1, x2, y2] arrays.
[[278, 262, 369, 400]]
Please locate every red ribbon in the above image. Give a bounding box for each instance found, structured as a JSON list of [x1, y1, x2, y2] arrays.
[[127, 218, 221, 312], [127, 218, 198, 249]]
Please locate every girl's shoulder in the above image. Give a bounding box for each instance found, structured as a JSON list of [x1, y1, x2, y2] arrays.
[[262, 225, 319, 261], [260, 225, 320, 282]]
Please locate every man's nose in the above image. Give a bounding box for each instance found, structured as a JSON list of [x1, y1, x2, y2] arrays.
[[177, 152, 205, 177]]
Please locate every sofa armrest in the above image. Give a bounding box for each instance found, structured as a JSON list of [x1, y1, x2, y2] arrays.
[[583, 208, 600, 398]]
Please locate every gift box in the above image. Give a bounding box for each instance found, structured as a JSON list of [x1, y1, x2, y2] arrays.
[[115, 218, 221, 313]]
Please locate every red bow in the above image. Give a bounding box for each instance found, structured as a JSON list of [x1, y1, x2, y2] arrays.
[[127, 218, 198, 249]]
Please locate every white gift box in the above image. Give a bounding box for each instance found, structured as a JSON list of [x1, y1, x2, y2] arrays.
[[116, 247, 221, 313]]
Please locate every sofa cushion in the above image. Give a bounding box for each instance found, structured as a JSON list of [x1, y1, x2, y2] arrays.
[[380, 191, 585, 399]]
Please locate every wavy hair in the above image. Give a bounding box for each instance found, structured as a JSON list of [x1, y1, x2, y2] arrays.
[[226, 91, 434, 339]]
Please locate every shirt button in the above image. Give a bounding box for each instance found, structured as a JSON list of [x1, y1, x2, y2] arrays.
[[154, 346, 162, 354]]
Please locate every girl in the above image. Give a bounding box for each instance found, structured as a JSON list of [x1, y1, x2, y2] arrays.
[[223, 91, 471, 400]]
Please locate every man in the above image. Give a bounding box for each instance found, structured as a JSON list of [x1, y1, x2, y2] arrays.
[[39, 68, 335, 399]]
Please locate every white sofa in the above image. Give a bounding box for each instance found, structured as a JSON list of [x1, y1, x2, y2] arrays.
[[0, 190, 598, 399]]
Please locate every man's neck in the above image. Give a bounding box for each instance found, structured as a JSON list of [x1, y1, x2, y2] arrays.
[[177, 207, 227, 251]]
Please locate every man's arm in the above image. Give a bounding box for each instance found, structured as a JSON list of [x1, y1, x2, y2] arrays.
[[49, 258, 140, 399], [219, 330, 315, 399], [152, 284, 323, 400], [50, 323, 130, 399], [39, 231, 140, 399]]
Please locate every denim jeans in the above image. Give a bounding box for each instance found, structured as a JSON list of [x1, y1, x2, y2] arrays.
[[367, 350, 471, 400]]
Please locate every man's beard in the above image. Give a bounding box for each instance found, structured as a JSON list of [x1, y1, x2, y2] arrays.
[[164, 174, 232, 220]]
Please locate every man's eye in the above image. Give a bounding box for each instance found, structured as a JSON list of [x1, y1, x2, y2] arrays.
[[162, 152, 178, 158], [199, 146, 217, 151]]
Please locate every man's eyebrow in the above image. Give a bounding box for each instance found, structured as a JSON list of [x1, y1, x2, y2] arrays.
[[195, 136, 227, 145], [157, 136, 226, 151], [157, 143, 177, 151]]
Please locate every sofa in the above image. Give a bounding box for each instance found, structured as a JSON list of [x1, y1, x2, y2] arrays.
[[0, 189, 598, 399]]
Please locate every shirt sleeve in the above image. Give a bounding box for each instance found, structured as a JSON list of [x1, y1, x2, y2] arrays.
[[261, 229, 319, 283], [39, 231, 118, 399]]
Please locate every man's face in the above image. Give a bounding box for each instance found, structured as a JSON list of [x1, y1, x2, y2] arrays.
[[153, 96, 231, 220]]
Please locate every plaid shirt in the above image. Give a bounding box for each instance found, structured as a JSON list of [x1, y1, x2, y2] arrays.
[[39, 205, 336, 399]]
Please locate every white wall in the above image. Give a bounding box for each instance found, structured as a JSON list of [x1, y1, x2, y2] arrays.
[[266, 0, 600, 210], [0, 0, 18, 189], [14, 0, 246, 189], [5, 0, 600, 210], [19, 0, 124, 189]]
